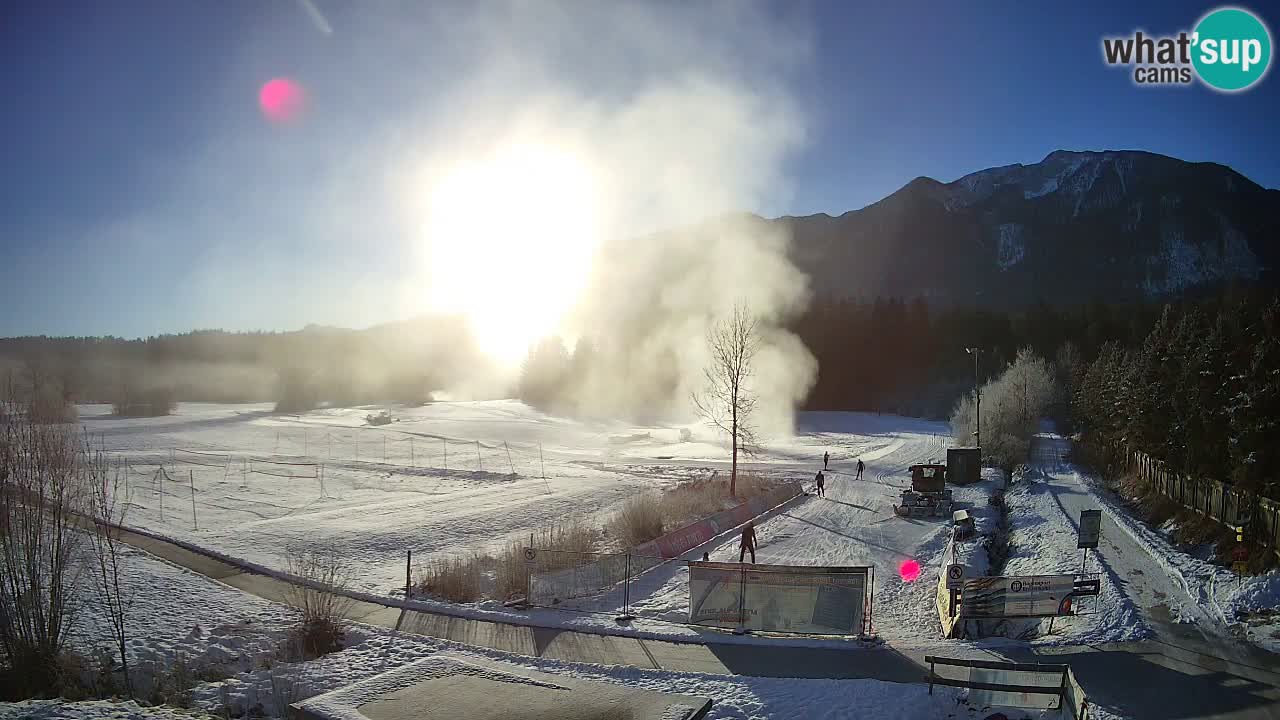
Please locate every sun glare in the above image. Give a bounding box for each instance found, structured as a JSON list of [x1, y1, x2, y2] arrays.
[[423, 143, 600, 367]]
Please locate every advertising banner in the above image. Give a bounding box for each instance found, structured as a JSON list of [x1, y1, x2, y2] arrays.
[[961, 575, 1077, 618], [689, 561, 869, 635]]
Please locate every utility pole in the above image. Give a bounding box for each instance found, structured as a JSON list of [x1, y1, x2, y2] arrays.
[[966, 347, 983, 448]]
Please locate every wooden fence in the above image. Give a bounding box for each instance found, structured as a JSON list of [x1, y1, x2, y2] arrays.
[[1115, 442, 1280, 555]]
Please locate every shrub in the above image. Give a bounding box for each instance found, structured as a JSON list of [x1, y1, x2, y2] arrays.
[[275, 369, 317, 414], [112, 386, 175, 417], [282, 545, 354, 658], [0, 402, 99, 700], [27, 383, 77, 425]]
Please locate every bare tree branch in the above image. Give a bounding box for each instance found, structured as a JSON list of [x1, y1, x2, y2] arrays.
[[691, 304, 761, 496]]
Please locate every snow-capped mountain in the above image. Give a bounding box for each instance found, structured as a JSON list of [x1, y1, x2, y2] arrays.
[[778, 150, 1279, 306]]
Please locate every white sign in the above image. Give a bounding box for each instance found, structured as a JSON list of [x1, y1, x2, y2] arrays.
[[689, 562, 869, 635], [946, 563, 966, 590], [523, 547, 537, 566], [962, 575, 1077, 618], [1078, 510, 1102, 549]]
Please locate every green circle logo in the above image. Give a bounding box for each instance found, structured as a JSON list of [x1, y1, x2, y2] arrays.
[[1192, 7, 1272, 91]]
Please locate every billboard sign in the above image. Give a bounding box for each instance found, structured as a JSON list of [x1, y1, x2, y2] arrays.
[[688, 562, 870, 635], [1078, 509, 1102, 549], [962, 575, 1077, 618]]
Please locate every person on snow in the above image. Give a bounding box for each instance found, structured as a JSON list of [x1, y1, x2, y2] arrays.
[[823, 451, 830, 470], [856, 458, 865, 480], [815, 469, 826, 497], [739, 521, 757, 563]]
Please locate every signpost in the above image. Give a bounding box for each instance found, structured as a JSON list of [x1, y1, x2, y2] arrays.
[[1233, 542, 1248, 580], [1078, 509, 1102, 573], [946, 563, 965, 590]]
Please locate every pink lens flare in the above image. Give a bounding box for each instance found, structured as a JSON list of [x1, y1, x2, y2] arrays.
[[259, 78, 306, 124], [898, 559, 921, 582]]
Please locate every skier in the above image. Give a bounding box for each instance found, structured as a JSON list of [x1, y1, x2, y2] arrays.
[[823, 451, 829, 470], [856, 458, 865, 480], [815, 469, 826, 498], [701, 551, 710, 562], [739, 520, 757, 563]]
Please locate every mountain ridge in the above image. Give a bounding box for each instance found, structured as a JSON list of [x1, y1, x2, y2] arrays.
[[763, 149, 1278, 307]]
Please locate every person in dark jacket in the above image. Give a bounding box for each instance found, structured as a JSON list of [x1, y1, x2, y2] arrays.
[[856, 458, 865, 480], [823, 451, 829, 470], [739, 521, 757, 563], [815, 469, 826, 497]]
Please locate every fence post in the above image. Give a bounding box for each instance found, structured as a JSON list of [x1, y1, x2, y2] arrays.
[[443, 438, 447, 472], [733, 565, 747, 635], [525, 533, 533, 605], [504, 442, 515, 475], [158, 468, 165, 521], [616, 553, 635, 624], [539, 443, 546, 479], [476, 441, 482, 471], [406, 549, 412, 600], [319, 464, 326, 497], [928, 657, 935, 695], [189, 469, 197, 530], [410, 438, 415, 467]]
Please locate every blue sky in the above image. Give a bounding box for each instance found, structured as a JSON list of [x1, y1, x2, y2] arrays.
[[2, 0, 1277, 338]]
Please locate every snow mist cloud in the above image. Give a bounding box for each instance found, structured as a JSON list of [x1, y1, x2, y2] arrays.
[[411, 1, 819, 432]]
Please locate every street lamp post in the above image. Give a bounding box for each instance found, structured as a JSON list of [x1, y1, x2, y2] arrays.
[[965, 347, 982, 448]]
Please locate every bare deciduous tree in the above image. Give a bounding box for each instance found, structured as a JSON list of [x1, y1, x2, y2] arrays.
[[692, 305, 760, 497], [89, 456, 133, 697], [0, 396, 92, 697]]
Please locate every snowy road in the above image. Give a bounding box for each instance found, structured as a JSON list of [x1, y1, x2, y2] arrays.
[[1014, 433, 1280, 719]]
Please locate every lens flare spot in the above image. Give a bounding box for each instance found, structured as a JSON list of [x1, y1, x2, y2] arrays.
[[898, 559, 921, 582], [259, 78, 306, 123]]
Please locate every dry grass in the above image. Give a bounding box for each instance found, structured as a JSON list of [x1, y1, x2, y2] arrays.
[[420, 476, 786, 602], [605, 473, 782, 549], [418, 554, 484, 602], [419, 519, 601, 602], [282, 545, 355, 658], [608, 493, 666, 547]]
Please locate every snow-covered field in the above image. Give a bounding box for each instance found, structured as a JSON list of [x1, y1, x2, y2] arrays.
[[83, 402, 968, 647]]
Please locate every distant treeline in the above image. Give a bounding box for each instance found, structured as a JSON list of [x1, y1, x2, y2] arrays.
[[1071, 292, 1280, 498], [789, 295, 1168, 418], [0, 317, 485, 410]]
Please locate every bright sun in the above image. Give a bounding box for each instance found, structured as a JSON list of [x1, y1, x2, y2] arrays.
[[423, 143, 600, 367]]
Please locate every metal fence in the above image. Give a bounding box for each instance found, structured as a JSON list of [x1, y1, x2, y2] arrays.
[[688, 561, 873, 636], [524, 548, 666, 619], [925, 656, 1090, 717]]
